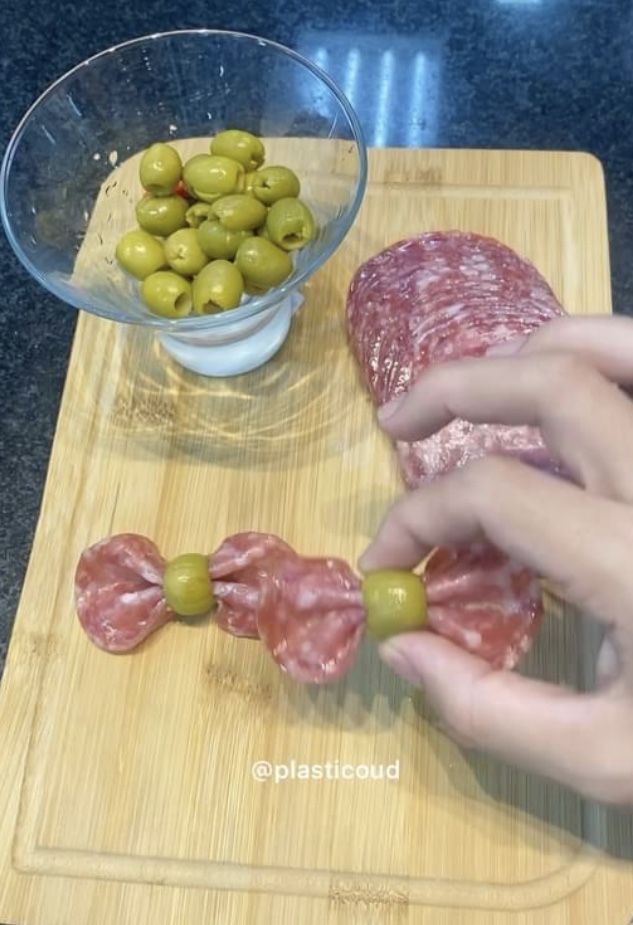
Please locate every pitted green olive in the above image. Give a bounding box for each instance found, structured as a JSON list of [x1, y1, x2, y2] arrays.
[[212, 194, 267, 232], [139, 143, 182, 196], [235, 237, 293, 291], [250, 166, 300, 204], [141, 271, 192, 318], [116, 229, 166, 279], [182, 154, 244, 203], [192, 260, 244, 313], [185, 202, 214, 228], [164, 553, 214, 617], [265, 198, 316, 250], [362, 570, 427, 640], [164, 228, 208, 276], [210, 130, 265, 171], [197, 219, 252, 259], [135, 195, 188, 236]]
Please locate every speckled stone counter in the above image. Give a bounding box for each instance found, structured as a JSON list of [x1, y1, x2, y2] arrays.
[[2, 0, 633, 679]]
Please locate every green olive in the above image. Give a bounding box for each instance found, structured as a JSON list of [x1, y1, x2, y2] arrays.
[[257, 223, 271, 240], [164, 228, 209, 276], [210, 130, 265, 171], [115, 229, 166, 279], [197, 219, 252, 259], [185, 202, 214, 228], [136, 195, 188, 236], [211, 194, 267, 232], [182, 154, 244, 203], [235, 237, 293, 291], [362, 570, 427, 641], [192, 260, 244, 313], [139, 142, 182, 196], [250, 166, 300, 204], [141, 271, 192, 318], [243, 171, 258, 195], [244, 281, 267, 296], [164, 553, 214, 617], [266, 198, 316, 251]]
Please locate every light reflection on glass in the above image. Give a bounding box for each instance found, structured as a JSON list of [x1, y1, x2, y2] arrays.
[[343, 48, 361, 109], [408, 52, 427, 147], [312, 46, 329, 71], [373, 51, 395, 146], [298, 31, 440, 147]]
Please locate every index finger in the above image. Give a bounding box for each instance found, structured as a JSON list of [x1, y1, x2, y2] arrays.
[[514, 315, 633, 384], [378, 351, 633, 502]]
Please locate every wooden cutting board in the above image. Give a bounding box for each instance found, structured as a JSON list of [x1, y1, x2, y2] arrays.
[[1, 148, 630, 925]]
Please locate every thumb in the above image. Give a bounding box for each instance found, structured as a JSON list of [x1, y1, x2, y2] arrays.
[[379, 632, 617, 797]]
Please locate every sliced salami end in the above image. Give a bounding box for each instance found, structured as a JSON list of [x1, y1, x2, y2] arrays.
[[346, 231, 565, 483]]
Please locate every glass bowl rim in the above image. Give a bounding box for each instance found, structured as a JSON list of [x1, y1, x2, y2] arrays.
[[0, 28, 368, 332]]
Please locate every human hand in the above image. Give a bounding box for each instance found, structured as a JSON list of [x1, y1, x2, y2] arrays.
[[360, 316, 633, 804]]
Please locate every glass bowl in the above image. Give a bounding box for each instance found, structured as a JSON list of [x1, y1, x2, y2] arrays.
[[0, 30, 367, 376]]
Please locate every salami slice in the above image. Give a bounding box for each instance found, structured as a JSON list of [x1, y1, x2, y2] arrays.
[[347, 231, 565, 483], [210, 533, 296, 638], [255, 553, 365, 683], [75, 534, 169, 653], [424, 545, 543, 669], [210, 532, 365, 682], [346, 232, 557, 666]]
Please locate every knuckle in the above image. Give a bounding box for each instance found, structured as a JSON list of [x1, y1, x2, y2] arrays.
[[539, 351, 594, 397], [435, 688, 479, 749], [459, 455, 519, 493]]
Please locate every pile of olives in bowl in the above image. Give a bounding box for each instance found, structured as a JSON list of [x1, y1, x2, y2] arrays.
[[115, 129, 316, 319]]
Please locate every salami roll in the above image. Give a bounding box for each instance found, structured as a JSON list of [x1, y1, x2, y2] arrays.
[[346, 231, 564, 484]]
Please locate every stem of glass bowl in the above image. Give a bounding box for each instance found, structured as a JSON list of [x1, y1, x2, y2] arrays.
[[158, 291, 304, 377]]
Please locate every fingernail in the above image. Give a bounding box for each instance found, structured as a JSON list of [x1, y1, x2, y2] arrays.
[[379, 638, 421, 687], [377, 394, 405, 423], [485, 335, 528, 357]]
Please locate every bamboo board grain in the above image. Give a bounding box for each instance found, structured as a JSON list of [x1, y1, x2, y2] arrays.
[[1, 148, 631, 925]]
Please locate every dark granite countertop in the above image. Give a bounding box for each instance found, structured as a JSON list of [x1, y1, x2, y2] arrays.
[[1, 0, 632, 678]]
